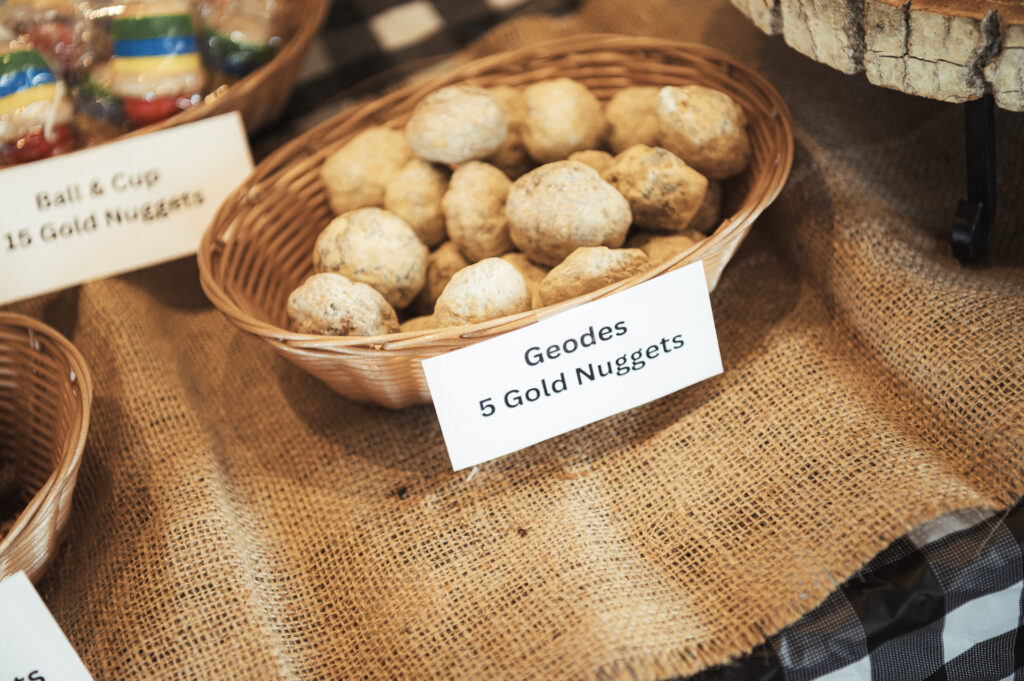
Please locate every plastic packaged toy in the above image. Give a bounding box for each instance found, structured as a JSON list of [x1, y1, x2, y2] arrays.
[[0, 0, 80, 75], [107, 0, 205, 126], [0, 42, 75, 163], [199, 0, 282, 79]]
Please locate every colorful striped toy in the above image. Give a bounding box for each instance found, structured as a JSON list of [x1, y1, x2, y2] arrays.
[[110, 4, 205, 125], [0, 0, 79, 73], [112, 12, 202, 77], [0, 49, 58, 121], [0, 47, 74, 163]]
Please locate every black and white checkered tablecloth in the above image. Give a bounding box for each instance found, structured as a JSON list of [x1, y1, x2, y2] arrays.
[[251, 0, 580, 155], [687, 501, 1024, 681], [256, 3, 1024, 677]]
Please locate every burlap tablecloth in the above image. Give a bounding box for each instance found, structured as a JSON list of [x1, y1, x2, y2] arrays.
[[7, 0, 1024, 678]]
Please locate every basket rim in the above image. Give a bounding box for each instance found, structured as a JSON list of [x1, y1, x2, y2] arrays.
[[198, 33, 795, 357], [0, 312, 93, 582]]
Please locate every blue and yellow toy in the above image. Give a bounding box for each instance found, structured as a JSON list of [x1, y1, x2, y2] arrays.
[[108, 0, 206, 126], [0, 45, 74, 163]]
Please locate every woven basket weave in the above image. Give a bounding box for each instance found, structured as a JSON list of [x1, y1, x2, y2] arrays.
[[0, 313, 92, 583], [199, 34, 795, 409], [120, 0, 329, 137]]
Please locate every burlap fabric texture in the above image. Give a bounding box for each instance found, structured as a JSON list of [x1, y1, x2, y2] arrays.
[[7, 0, 1024, 678]]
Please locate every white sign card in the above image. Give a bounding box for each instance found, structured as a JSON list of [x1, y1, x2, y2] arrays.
[[0, 112, 254, 306], [0, 571, 96, 681], [423, 261, 723, 470]]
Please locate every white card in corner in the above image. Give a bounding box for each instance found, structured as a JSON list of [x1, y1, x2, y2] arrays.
[[423, 260, 724, 470], [0, 111, 254, 306], [0, 572, 95, 681]]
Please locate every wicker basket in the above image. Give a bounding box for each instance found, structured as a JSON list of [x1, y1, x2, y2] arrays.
[[199, 34, 795, 409], [119, 0, 329, 137], [0, 313, 92, 583]]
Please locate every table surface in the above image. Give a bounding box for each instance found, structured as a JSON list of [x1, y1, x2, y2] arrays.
[[4, 0, 1024, 679]]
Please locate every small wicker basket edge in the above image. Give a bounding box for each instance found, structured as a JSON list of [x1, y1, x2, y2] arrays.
[[198, 34, 795, 409], [0, 312, 92, 583]]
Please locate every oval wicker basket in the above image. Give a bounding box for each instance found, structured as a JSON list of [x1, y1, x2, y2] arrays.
[[0, 313, 92, 583], [199, 34, 795, 409], [116, 0, 329, 137]]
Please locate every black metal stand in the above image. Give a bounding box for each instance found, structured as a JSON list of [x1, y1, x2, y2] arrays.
[[952, 94, 996, 263]]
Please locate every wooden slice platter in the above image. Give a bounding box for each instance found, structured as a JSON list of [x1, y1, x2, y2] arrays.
[[731, 0, 1024, 110]]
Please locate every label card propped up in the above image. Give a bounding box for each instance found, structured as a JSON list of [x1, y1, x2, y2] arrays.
[[423, 261, 724, 470], [0, 571, 96, 681], [0, 111, 253, 306]]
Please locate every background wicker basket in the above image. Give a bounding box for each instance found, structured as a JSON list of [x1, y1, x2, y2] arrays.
[[119, 0, 329, 138], [199, 34, 795, 409], [0, 313, 92, 583]]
